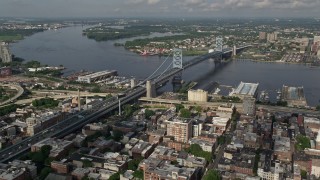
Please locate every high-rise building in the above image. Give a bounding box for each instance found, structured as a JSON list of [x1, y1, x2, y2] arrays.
[[267, 32, 278, 42], [243, 96, 256, 116], [166, 118, 193, 143], [259, 32, 266, 40], [314, 36, 320, 45], [0, 42, 12, 63]]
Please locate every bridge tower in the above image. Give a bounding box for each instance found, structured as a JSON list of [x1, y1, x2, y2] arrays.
[[146, 80, 156, 98], [215, 36, 223, 64], [232, 45, 237, 56], [215, 36, 223, 52], [173, 48, 183, 69], [172, 48, 183, 92]]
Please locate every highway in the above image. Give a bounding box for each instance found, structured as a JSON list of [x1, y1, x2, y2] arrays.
[[0, 46, 251, 163], [0, 84, 24, 106], [0, 86, 146, 163]]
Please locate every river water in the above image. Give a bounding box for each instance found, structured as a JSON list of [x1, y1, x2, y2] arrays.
[[10, 26, 320, 106]]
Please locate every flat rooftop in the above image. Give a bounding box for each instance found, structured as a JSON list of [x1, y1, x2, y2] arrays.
[[230, 81, 259, 96], [79, 70, 117, 79], [282, 85, 305, 100]]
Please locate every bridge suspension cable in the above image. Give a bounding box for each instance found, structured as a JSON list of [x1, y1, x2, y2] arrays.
[[138, 52, 172, 86], [155, 61, 174, 81]]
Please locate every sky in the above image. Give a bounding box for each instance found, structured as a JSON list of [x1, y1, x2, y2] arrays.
[[0, 0, 319, 18]]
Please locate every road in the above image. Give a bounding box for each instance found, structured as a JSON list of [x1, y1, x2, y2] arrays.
[[0, 86, 146, 163], [0, 47, 251, 162], [0, 84, 24, 106]]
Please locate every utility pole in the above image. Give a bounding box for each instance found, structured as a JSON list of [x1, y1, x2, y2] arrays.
[[78, 89, 81, 111], [118, 99, 121, 116]]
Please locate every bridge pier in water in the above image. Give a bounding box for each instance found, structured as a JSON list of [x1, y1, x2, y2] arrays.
[[172, 75, 183, 92]]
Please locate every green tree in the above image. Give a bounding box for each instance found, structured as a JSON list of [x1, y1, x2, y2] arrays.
[[203, 170, 220, 180], [39, 167, 52, 180], [25, 60, 41, 68], [91, 87, 101, 93], [113, 130, 123, 141], [133, 170, 144, 179], [41, 145, 52, 157], [171, 160, 179, 165], [180, 108, 191, 118], [145, 109, 155, 119], [217, 136, 226, 145], [31, 152, 45, 163], [187, 144, 212, 162], [109, 172, 120, 180], [301, 170, 307, 179], [44, 157, 55, 166], [175, 104, 184, 112], [295, 135, 311, 151], [82, 159, 93, 168], [123, 104, 133, 117], [106, 94, 113, 99], [128, 158, 143, 170], [317, 105, 320, 111], [195, 106, 202, 114]]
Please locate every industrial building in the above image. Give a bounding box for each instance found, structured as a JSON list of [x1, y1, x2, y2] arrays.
[[0, 42, 12, 63], [281, 85, 307, 107], [188, 89, 208, 102], [229, 82, 259, 99], [77, 70, 117, 83]]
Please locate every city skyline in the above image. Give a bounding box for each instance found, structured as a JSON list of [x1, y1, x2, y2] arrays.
[[0, 0, 319, 18]]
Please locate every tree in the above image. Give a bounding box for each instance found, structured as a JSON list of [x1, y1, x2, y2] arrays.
[[175, 104, 184, 112], [180, 108, 191, 118], [31, 152, 45, 163], [113, 130, 123, 141], [82, 159, 93, 168], [301, 170, 307, 179], [171, 160, 179, 165], [44, 157, 55, 166], [217, 136, 226, 145], [145, 109, 155, 119], [109, 172, 120, 180], [106, 94, 113, 99], [317, 105, 320, 111], [128, 158, 143, 170], [91, 87, 101, 93], [187, 144, 212, 162], [133, 170, 144, 179], [203, 170, 220, 180], [41, 145, 52, 157], [123, 104, 133, 117], [295, 135, 311, 151], [195, 106, 202, 114], [39, 167, 52, 180]]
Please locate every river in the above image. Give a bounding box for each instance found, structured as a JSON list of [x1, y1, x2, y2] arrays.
[[10, 26, 320, 106]]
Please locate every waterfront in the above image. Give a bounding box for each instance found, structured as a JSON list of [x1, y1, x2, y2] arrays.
[[10, 26, 320, 106]]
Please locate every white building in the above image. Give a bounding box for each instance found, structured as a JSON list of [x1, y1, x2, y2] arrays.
[[229, 82, 259, 99], [188, 89, 208, 102], [77, 70, 117, 83]]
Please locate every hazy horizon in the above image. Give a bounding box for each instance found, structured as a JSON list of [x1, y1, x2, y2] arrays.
[[0, 0, 319, 18]]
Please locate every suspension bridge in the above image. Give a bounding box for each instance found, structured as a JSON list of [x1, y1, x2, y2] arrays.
[[0, 43, 251, 163]]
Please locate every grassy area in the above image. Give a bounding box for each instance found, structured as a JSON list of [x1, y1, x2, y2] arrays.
[[0, 35, 23, 41]]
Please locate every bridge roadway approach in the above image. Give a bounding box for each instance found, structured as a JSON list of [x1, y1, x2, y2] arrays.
[[0, 46, 250, 163]]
